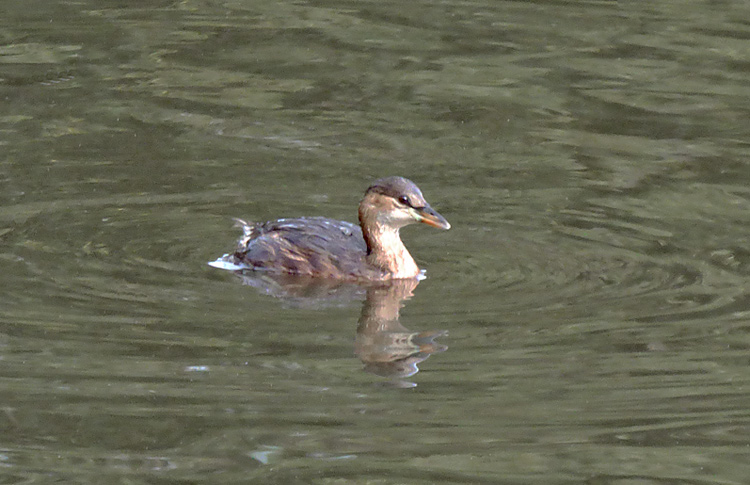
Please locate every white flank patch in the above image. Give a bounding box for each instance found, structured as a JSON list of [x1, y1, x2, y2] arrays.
[[208, 258, 246, 271]]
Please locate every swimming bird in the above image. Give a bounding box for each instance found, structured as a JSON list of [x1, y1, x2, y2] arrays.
[[211, 176, 450, 280]]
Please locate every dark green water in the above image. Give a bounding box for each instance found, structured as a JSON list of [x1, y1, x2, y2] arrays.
[[2, 0, 750, 483]]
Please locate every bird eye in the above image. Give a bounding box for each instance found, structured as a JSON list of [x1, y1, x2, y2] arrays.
[[398, 195, 410, 206]]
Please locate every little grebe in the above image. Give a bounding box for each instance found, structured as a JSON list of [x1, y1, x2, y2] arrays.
[[211, 176, 450, 280]]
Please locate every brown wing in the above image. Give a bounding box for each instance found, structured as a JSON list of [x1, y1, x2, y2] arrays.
[[232, 217, 381, 279]]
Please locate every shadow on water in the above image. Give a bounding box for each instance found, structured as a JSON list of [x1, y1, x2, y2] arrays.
[[229, 271, 448, 386]]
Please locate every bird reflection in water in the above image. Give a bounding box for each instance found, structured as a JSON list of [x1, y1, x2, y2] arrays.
[[355, 278, 447, 385], [231, 272, 447, 385]]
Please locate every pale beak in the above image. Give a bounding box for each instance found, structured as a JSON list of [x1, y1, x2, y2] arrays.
[[412, 204, 450, 230]]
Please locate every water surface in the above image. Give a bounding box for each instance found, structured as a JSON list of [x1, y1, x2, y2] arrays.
[[2, 0, 750, 483]]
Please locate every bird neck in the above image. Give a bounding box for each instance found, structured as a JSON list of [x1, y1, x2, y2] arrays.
[[361, 220, 419, 279]]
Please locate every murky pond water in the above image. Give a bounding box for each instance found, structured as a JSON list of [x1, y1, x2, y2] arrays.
[[2, 0, 750, 483]]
